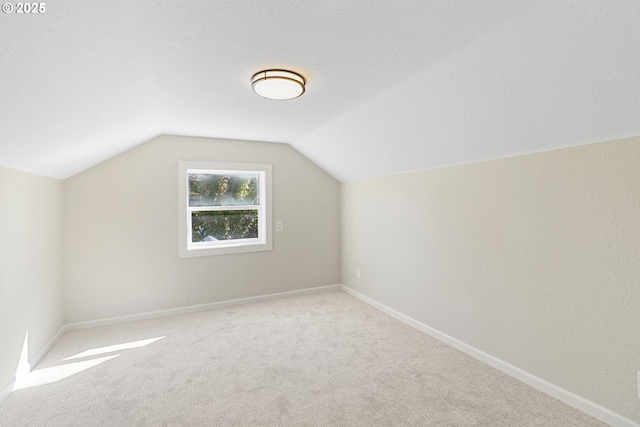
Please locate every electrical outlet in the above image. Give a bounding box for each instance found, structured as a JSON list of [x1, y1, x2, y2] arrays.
[[276, 221, 283, 232], [356, 268, 361, 279]]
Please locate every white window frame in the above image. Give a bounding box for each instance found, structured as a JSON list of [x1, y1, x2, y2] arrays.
[[178, 161, 272, 257]]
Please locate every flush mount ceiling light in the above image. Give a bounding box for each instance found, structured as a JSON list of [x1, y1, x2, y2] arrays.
[[251, 69, 306, 100]]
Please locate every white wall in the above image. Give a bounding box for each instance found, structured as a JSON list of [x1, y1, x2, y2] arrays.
[[0, 166, 65, 391], [64, 135, 340, 323], [341, 136, 640, 422]]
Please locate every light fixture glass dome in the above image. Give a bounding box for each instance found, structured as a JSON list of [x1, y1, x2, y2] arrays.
[[251, 69, 305, 100]]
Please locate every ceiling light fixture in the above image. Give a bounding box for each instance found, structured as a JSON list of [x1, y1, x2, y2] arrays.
[[251, 69, 306, 100]]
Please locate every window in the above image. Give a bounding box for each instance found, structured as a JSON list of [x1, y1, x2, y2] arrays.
[[178, 161, 272, 257]]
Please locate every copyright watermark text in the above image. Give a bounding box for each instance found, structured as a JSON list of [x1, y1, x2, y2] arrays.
[[2, 3, 46, 13]]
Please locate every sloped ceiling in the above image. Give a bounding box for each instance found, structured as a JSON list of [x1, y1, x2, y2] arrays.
[[1, 1, 639, 181]]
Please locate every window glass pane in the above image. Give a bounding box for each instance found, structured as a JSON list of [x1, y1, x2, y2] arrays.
[[189, 173, 259, 207], [191, 210, 259, 242]]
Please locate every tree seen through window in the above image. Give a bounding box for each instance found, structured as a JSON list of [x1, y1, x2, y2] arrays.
[[189, 173, 259, 242]]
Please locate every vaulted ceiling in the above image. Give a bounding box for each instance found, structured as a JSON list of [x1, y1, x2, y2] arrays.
[[1, 1, 639, 181]]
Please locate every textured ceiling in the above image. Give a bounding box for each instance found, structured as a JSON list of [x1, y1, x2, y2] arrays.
[[1, 1, 639, 180]]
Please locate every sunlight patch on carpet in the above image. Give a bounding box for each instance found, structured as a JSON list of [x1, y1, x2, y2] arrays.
[[14, 354, 121, 391], [62, 336, 165, 361]]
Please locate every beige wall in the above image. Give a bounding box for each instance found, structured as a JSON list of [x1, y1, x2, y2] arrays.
[[64, 135, 340, 323], [0, 166, 65, 391], [341, 136, 640, 422]]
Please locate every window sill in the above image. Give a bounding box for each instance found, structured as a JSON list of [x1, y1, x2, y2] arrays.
[[179, 241, 273, 258]]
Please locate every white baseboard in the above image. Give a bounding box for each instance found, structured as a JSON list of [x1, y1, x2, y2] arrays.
[[30, 326, 67, 370], [0, 377, 15, 405], [65, 284, 341, 331], [340, 285, 639, 427], [0, 326, 66, 406], [0, 284, 341, 407], [9, 283, 633, 426]]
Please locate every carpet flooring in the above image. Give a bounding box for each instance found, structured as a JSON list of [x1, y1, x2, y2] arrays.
[[0, 291, 607, 426]]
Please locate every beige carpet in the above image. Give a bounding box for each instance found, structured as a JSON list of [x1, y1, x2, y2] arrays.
[[1, 291, 606, 426]]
